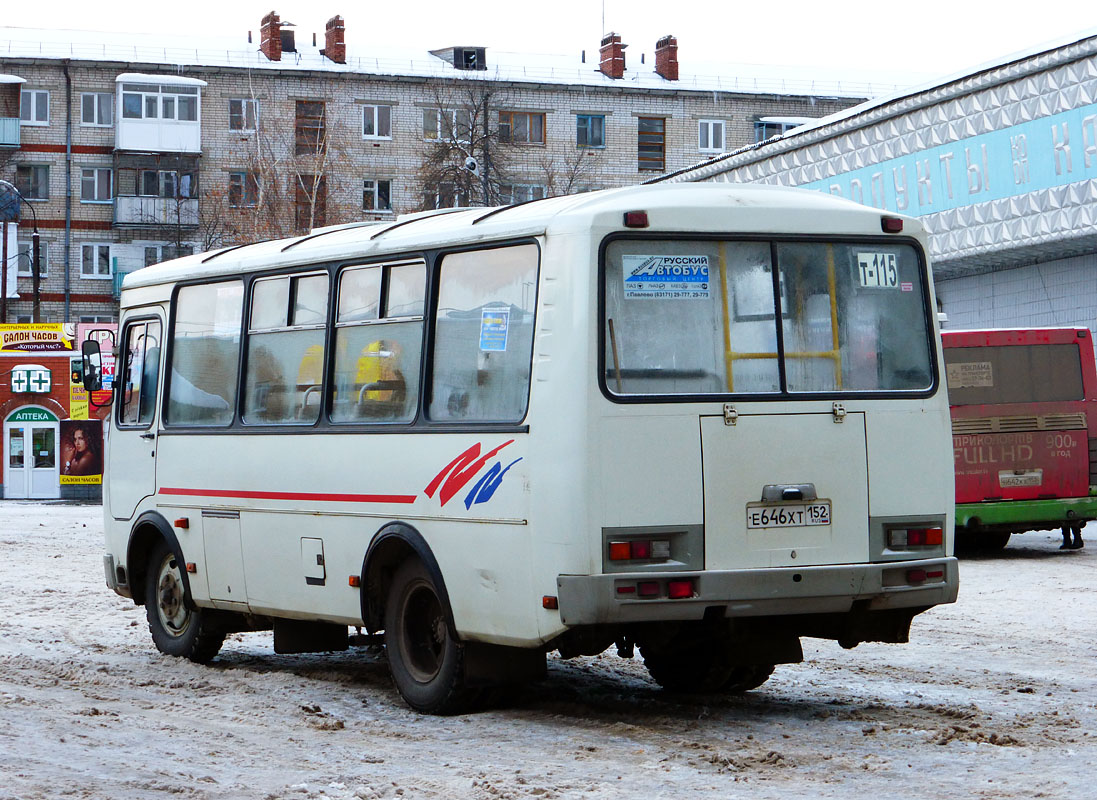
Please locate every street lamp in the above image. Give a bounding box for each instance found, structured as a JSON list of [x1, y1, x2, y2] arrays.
[[0, 178, 41, 323]]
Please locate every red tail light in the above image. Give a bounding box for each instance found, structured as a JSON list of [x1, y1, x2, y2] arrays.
[[667, 579, 694, 599]]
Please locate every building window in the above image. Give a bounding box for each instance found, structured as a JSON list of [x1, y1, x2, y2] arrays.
[[423, 109, 471, 142], [81, 93, 113, 127], [15, 165, 49, 200], [499, 184, 546, 205], [295, 100, 326, 155], [362, 104, 392, 139], [423, 182, 470, 210], [229, 98, 258, 132], [20, 89, 49, 125], [698, 119, 725, 153], [140, 170, 194, 198], [228, 172, 260, 208], [754, 117, 810, 142], [295, 175, 327, 231], [638, 117, 666, 171], [576, 114, 605, 148], [80, 315, 115, 323], [362, 179, 392, 212], [17, 240, 47, 277], [81, 244, 112, 278], [121, 82, 199, 121], [80, 168, 113, 203], [498, 111, 545, 144]]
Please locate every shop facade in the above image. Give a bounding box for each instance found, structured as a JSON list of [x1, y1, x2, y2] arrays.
[[0, 323, 114, 501]]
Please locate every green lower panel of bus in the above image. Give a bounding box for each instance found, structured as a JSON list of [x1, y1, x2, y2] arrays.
[[956, 493, 1097, 531]]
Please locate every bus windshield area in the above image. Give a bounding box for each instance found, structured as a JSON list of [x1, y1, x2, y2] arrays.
[[603, 238, 934, 397]]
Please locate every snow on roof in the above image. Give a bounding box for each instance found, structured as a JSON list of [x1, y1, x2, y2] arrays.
[[115, 72, 208, 87], [0, 25, 924, 99], [0, 73, 25, 84]]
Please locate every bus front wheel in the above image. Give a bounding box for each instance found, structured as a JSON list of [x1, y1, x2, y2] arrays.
[[384, 559, 473, 714], [145, 540, 225, 663]]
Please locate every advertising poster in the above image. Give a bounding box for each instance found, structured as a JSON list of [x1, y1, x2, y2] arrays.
[[0, 323, 74, 353], [59, 419, 103, 485]]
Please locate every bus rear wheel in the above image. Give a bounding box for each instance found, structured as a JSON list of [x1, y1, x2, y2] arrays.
[[384, 559, 474, 714], [145, 540, 225, 663]]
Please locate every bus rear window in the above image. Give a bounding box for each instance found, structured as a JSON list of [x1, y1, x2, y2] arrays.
[[944, 344, 1084, 405], [603, 238, 933, 397]]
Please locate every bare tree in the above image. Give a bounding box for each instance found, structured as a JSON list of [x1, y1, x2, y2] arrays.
[[416, 81, 515, 210], [537, 147, 603, 198]]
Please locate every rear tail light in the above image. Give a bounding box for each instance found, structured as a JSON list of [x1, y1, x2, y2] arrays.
[[637, 581, 660, 597], [667, 579, 694, 599], [888, 527, 943, 548], [608, 539, 671, 561]]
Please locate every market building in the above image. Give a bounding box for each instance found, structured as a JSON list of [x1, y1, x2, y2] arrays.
[[653, 31, 1097, 337], [0, 16, 886, 326]]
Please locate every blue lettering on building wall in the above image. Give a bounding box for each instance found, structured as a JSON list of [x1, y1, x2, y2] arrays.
[[800, 104, 1097, 215]]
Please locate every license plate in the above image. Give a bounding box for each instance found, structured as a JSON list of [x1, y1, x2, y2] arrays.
[[746, 501, 831, 529]]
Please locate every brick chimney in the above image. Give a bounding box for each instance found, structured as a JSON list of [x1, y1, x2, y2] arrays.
[[260, 12, 282, 61], [598, 33, 626, 79], [655, 35, 678, 81], [322, 15, 345, 64]]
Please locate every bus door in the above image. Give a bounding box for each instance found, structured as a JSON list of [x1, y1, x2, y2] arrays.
[[109, 315, 163, 519], [700, 406, 869, 569]]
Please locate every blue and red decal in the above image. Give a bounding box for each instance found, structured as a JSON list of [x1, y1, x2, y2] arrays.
[[424, 439, 523, 509]]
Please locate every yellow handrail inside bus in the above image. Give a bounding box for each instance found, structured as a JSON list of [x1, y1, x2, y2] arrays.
[[720, 243, 844, 390]]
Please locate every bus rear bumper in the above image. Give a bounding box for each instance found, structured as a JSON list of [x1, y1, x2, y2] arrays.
[[556, 557, 959, 626]]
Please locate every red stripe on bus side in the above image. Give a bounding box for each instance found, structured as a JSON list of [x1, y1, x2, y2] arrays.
[[158, 487, 418, 504]]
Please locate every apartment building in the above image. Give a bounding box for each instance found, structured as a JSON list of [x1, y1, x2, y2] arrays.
[[0, 14, 877, 324]]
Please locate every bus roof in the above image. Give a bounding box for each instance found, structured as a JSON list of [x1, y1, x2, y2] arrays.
[[123, 183, 924, 291]]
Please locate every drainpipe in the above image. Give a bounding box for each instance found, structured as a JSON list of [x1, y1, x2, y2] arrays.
[[63, 61, 72, 321]]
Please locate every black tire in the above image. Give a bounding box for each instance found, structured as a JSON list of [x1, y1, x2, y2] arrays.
[[145, 540, 225, 663], [722, 664, 775, 693], [384, 559, 474, 714], [982, 532, 1011, 550]]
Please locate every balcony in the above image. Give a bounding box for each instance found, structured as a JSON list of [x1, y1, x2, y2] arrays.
[[114, 196, 198, 228], [0, 118, 19, 147]]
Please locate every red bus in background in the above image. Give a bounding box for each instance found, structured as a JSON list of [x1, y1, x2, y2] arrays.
[[942, 327, 1097, 550]]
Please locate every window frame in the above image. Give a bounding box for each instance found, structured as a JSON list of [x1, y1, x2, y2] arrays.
[[229, 98, 258, 132], [15, 165, 49, 201], [120, 82, 200, 122], [597, 231, 940, 405], [576, 114, 606, 148], [19, 89, 49, 125], [637, 116, 666, 171], [295, 100, 326, 155], [422, 108, 471, 143], [361, 104, 392, 140], [498, 110, 546, 145], [698, 119, 725, 153], [117, 317, 163, 430], [16, 239, 47, 277], [81, 92, 114, 127], [228, 171, 260, 208], [80, 243, 113, 279], [362, 178, 392, 213], [80, 167, 113, 204]]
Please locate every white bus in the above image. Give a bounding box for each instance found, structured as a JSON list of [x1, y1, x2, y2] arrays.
[[90, 183, 958, 713]]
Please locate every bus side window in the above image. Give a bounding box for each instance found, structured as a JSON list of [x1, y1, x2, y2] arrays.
[[119, 320, 162, 426], [429, 244, 538, 423], [243, 273, 329, 425], [331, 260, 424, 424]]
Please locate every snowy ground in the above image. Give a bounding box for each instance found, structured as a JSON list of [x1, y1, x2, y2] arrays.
[[0, 503, 1094, 800]]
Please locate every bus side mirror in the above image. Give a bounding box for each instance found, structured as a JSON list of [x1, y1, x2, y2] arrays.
[[81, 340, 103, 392]]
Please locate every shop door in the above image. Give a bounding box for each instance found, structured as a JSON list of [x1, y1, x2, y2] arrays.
[[4, 420, 61, 499]]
